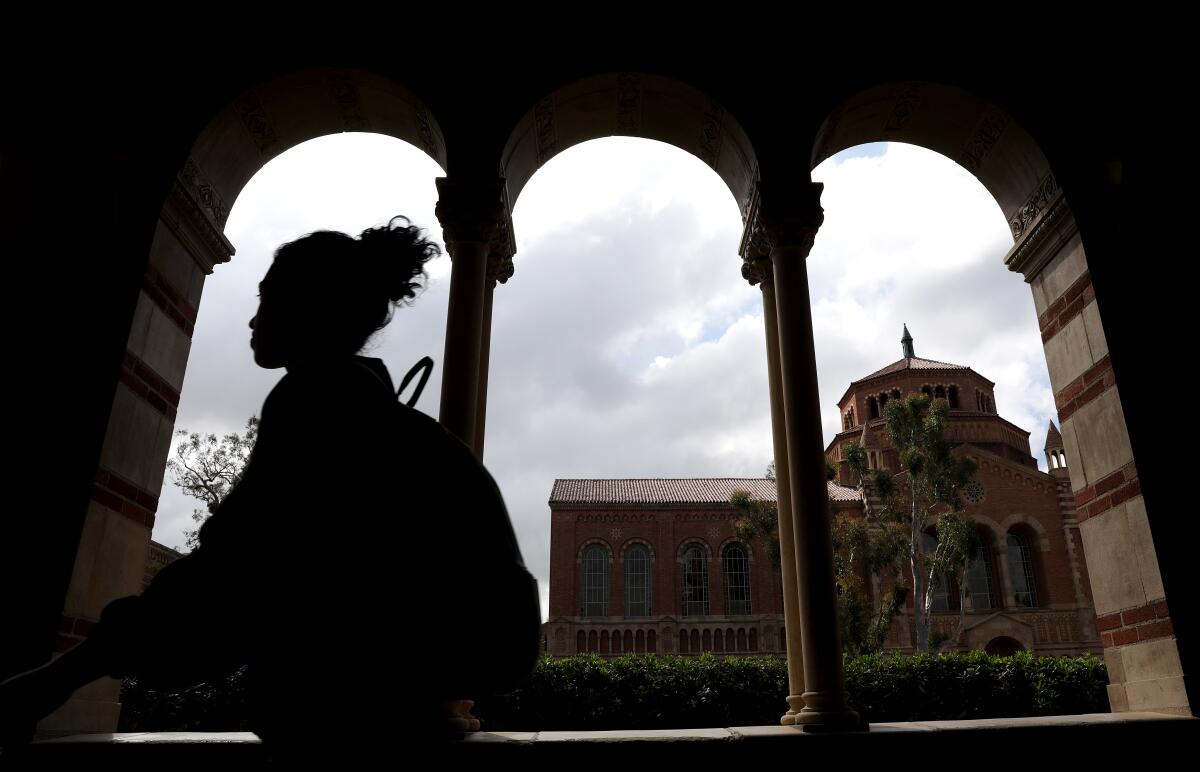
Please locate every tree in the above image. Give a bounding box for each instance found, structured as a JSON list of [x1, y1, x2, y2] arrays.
[[165, 416, 258, 551], [731, 459, 901, 655], [842, 394, 980, 652]]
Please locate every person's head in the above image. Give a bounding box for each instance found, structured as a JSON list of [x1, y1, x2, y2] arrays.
[[249, 216, 441, 369]]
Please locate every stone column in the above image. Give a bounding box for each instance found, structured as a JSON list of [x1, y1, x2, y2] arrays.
[[747, 180, 859, 729], [739, 250, 806, 724], [435, 178, 505, 450], [473, 218, 516, 458]]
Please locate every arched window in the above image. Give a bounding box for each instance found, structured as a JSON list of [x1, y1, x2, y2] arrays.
[[749, 628, 759, 652], [702, 629, 712, 651], [678, 629, 689, 654], [723, 544, 752, 615], [948, 386, 959, 408], [891, 388, 901, 400], [612, 629, 623, 654], [681, 544, 710, 616], [624, 629, 634, 652], [737, 628, 748, 651], [935, 385, 946, 399], [635, 629, 646, 653], [713, 628, 724, 652], [587, 630, 598, 652], [1007, 532, 1039, 607], [600, 630, 610, 654], [868, 397, 879, 419], [624, 544, 652, 617], [581, 544, 610, 617], [577, 630, 586, 653], [647, 629, 657, 653], [923, 385, 934, 398], [849, 407, 855, 426], [879, 393, 889, 410], [690, 629, 701, 652], [965, 540, 996, 610]]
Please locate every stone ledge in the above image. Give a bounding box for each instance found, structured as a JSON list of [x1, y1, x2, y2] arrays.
[[12, 714, 1194, 767]]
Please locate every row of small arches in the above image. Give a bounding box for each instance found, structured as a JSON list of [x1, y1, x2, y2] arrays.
[[677, 626, 763, 654], [574, 626, 774, 655]]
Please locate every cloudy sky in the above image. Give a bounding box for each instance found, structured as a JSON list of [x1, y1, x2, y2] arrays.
[[152, 134, 1054, 621]]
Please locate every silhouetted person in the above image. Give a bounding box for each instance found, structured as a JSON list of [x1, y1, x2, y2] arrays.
[[1, 217, 540, 760]]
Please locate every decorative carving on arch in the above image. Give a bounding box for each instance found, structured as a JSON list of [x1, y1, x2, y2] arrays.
[[533, 95, 558, 169], [234, 89, 279, 156], [884, 81, 925, 132], [698, 99, 725, 169], [615, 73, 643, 134], [958, 106, 1011, 174], [328, 69, 370, 132]]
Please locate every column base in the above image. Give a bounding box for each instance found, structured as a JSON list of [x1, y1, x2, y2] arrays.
[[794, 691, 862, 732], [780, 694, 805, 725], [444, 699, 481, 733]]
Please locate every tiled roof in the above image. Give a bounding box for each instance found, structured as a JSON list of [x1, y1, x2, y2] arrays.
[[550, 478, 861, 504], [1045, 420, 1063, 448], [856, 356, 970, 383]]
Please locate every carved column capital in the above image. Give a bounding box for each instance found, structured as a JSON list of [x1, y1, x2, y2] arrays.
[[739, 180, 825, 261], [1003, 173, 1078, 281], [434, 177, 507, 249], [741, 253, 773, 287], [487, 212, 517, 286]]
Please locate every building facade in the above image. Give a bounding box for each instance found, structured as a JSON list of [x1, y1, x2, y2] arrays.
[[543, 478, 797, 658], [544, 331, 1101, 658], [823, 329, 1100, 655]]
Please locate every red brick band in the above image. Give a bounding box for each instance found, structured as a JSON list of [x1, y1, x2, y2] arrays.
[[1039, 271, 1094, 344], [1073, 461, 1140, 522], [54, 614, 97, 653], [92, 466, 158, 528], [120, 350, 180, 422], [143, 262, 197, 338], [1096, 599, 1174, 647], [1055, 354, 1115, 423]]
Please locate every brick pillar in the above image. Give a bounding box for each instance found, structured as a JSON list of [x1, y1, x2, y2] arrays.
[[1007, 177, 1189, 715], [39, 166, 234, 737]]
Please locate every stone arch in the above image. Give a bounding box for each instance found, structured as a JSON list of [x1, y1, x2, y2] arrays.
[[188, 68, 445, 224], [997, 514, 1052, 552], [811, 81, 1053, 233], [501, 72, 760, 217]]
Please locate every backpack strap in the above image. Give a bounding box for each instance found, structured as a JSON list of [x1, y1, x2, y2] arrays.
[[396, 356, 434, 407]]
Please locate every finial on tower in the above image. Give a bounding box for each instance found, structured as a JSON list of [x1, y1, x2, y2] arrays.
[[902, 324, 915, 359]]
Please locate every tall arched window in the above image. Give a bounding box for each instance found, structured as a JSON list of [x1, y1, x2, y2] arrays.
[[581, 544, 610, 617], [948, 385, 960, 408], [965, 540, 996, 610], [1007, 532, 1039, 607], [723, 544, 752, 615], [624, 544, 652, 617], [868, 397, 879, 419], [681, 544, 710, 616]]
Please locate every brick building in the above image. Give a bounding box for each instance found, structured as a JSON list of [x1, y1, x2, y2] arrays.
[[543, 329, 1101, 658], [824, 328, 1100, 655]]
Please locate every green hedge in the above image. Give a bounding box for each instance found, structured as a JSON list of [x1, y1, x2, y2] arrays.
[[119, 652, 1107, 732]]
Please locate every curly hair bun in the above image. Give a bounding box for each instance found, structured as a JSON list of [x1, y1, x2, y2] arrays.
[[357, 215, 442, 304]]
